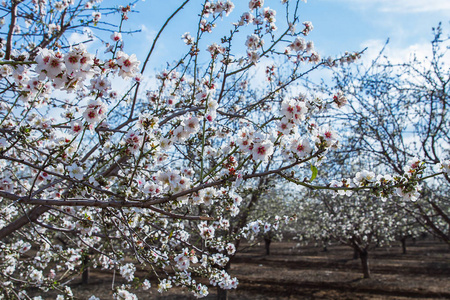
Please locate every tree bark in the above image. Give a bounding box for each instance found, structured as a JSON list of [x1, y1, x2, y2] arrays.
[[0, 206, 50, 240], [401, 237, 407, 254], [217, 286, 228, 300], [264, 237, 271, 255], [353, 248, 359, 259], [359, 250, 370, 278], [81, 254, 90, 284]]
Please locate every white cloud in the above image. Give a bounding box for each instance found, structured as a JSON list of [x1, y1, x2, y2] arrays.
[[331, 0, 450, 13], [140, 24, 157, 44], [377, 0, 450, 13], [358, 38, 450, 92], [360, 39, 432, 65], [68, 28, 96, 47]]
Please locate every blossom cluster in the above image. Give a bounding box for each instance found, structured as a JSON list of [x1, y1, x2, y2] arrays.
[[0, 0, 439, 299], [329, 158, 425, 202]]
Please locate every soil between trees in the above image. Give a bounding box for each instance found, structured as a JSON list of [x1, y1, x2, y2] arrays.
[[35, 239, 450, 299]]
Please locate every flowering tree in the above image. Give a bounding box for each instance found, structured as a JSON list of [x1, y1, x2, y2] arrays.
[[297, 185, 424, 278], [328, 24, 450, 244], [0, 0, 446, 299]]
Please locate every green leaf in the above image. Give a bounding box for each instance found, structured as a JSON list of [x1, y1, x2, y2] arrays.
[[310, 165, 318, 182]]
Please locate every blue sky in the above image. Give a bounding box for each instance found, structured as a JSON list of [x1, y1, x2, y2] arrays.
[[112, 0, 449, 66], [74, 0, 450, 81]]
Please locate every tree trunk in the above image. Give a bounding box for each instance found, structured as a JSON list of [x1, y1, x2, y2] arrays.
[[264, 237, 271, 255], [401, 237, 407, 254], [217, 286, 228, 300], [359, 250, 370, 278], [81, 254, 90, 284], [353, 248, 359, 259]]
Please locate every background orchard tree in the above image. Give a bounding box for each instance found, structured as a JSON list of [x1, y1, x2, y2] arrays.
[[298, 188, 417, 279], [0, 0, 373, 299], [327, 24, 450, 244], [244, 179, 300, 255]]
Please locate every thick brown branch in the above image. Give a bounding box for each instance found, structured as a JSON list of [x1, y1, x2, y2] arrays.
[[5, 0, 18, 60], [0, 205, 50, 240]]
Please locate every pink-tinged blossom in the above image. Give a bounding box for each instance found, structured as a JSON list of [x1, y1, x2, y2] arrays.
[[318, 127, 338, 148], [205, 110, 217, 122], [226, 243, 236, 255], [281, 98, 307, 124], [306, 40, 314, 53], [120, 263, 136, 282], [290, 37, 306, 52], [207, 43, 225, 58], [310, 51, 321, 64], [198, 221, 215, 240], [174, 253, 190, 271], [223, 0, 235, 16], [184, 116, 200, 134], [247, 50, 260, 63], [333, 91, 347, 108], [238, 12, 254, 25], [210, 1, 235, 17], [36, 48, 65, 78], [116, 51, 140, 79], [115, 289, 138, 300], [281, 98, 295, 117], [48, 23, 61, 34], [236, 127, 253, 152], [132, 73, 143, 83], [92, 12, 101, 22], [302, 21, 314, 35], [67, 163, 84, 180], [89, 76, 111, 93], [63, 44, 94, 80], [142, 182, 161, 195], [137, 113, 159, 132], [83, 99, 107, 124], [195, 89, 209, 101], [0, 176, 14, 193], [158, 279, 173, 293], [110, 32, 122, 42], [123, 131, 142, 153], [29, 269, 44, 284], [249, 220, 260, 234], [194, 283, 209, 298], [83, 108, 100, 124], [142, 279, 151, 290], [0, 65, 12, 77], [262, 7, 276, 23], [403, 157, 422, 177], [181, 32, 194, 45], [173, 125, 191, 142], [248, 0, 263, 11], [239, 80, 248, 90], [396, 186, 421, 202], [245, 34, 263, 50], [204, 145, 217, 157], [290, 137, 311, 158], [277, 117, 295, 134]]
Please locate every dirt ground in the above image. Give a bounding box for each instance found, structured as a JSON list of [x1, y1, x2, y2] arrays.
[[33, 239, 450, 299]]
